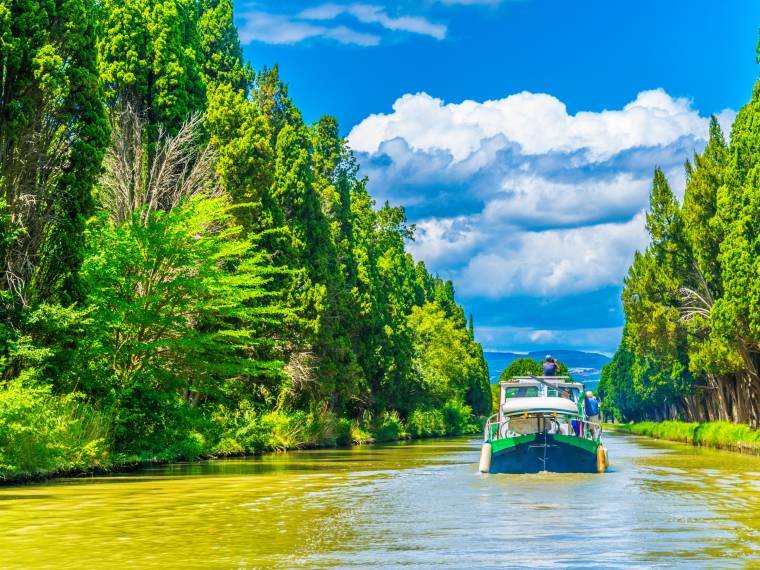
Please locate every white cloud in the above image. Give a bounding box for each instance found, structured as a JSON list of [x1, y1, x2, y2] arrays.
[[529, 329, 555, 343], [300, 4, 447, 39], [411, 216, 486, 265], [350, 88, 737, 300], [348, 89, 733, 162], [350, 87, 735, 352], [482, 173, 649, 228], [455, 213, 648, 298], [237, 11, 380, 45], [407, 211, 649, 298], [237, 4, 448, 47]]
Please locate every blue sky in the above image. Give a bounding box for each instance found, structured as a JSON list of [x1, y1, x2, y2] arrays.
[[234, 0, 759, 354]]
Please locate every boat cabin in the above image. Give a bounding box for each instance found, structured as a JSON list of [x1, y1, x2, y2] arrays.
[[488, 375, 598, 441], [500, 375, 584, 403]]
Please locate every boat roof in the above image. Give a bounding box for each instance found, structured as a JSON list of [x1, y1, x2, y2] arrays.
[[502, 396, 580, 416], [500, 376, 584, 389]]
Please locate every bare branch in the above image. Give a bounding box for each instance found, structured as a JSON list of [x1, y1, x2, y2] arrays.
[[99, 106, 221, 225]]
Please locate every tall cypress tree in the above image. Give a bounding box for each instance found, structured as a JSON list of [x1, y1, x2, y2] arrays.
[[98, 0, 206, 137], [682, 116, 728, 294], [0, 0, 109, 308], [196, 0, 250, 91]]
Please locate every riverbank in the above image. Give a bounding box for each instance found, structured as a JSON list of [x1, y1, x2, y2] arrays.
[[0, 399, 482, 485], [605, 421, 760, 455]]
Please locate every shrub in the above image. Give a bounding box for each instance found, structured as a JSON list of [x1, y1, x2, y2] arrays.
[[442, 399, 473, 435], [211, 436, 244, 456], [350, 419, 372, 444], [0, 380, 110, 478], [373, 411, 405, 442], [258, 411, 309, 451], [169, 431, 207, 461], [407, 408, 446, 438], [616, 420, 760, 454], [335, 418, 352, 446]]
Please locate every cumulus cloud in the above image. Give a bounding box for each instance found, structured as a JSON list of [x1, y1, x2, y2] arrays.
[[453, 213, 648, 298], [480, 171, 680, 229], [349, 88, 735, 349], [349, 89, 732, 161]]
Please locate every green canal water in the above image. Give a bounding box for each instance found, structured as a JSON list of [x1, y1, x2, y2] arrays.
[[2, 433, 760, 569]]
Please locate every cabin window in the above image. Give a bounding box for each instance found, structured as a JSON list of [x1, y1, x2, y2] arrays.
[[549, 386, 581, 401], [505, 386, 538, 398]]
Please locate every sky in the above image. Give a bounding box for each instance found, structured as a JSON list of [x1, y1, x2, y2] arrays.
[[233, 0, 759, 354]]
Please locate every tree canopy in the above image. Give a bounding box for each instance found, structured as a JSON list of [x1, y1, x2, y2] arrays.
[[0, 0, 490, 473], [600, 77, 760, 426]]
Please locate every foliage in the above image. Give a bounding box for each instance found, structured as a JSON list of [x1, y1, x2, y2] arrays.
[[499, 357, 542, 380], [441, 399, 476, 435], [76, 194, 287, 451], [98, 0, 206, 138], [0, 0, 109, 307], [373, 410, 406, 442], [0, 381, 109, 478], [603, 75, 760, 426], [407, 408, 447, 438], [490, 384, 501, 414], [408, 302, 490, 414], [613, 421, 760, 454], [0, 0, 493, 479], [498, 356, 571, 382]]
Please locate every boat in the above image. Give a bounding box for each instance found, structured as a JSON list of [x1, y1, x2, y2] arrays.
[[479, 375, 608, 474]]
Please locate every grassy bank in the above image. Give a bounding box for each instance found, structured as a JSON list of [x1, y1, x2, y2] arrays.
[[606, 421, 760, 455], [0, 386, 480, 484]]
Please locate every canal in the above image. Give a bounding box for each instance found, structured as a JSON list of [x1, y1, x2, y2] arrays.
[[2, 432, 760, 568]]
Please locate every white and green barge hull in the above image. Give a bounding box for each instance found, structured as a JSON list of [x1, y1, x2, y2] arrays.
[[479, 376, 608, 474]]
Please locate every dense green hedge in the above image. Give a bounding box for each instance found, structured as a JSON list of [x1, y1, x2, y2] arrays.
[[611, 421, 760, 454]]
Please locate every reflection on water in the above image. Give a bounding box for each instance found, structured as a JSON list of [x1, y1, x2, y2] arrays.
[[2, 434, 760, 568]]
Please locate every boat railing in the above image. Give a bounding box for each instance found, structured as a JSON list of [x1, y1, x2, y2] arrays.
[[484, 413, 603, 443]]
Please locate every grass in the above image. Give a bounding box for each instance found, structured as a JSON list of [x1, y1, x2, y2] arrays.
[[607, 420, 760, 455], [0, 381, 111, 482]]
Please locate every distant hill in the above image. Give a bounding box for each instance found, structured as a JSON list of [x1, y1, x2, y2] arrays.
[[483, 349, 611, 390]]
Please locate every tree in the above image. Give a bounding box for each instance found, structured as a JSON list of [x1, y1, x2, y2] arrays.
[[408, 302, 489, 413], [682, 116, 728, 294], [0, 0, 109, 310], [499, 357, 541, 381], [84, 113, 287, 443], [98, 0, 206, 142], [196, 0, 250, 91], [253, 65, 301, 146]]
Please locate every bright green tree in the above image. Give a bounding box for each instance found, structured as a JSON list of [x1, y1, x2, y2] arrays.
[[197, 0, 250, 91], [0, 0, 108, 309], [499, 357, 542, 380], [98, 0, 206, 137], [77, 194, 287, 450]]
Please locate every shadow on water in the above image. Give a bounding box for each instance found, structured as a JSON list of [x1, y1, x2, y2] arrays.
[[1, 433, 760, 569]]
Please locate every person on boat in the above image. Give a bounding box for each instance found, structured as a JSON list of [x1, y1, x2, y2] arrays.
[[542, 355, 559, 376], [584, 391, 600, 437]]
